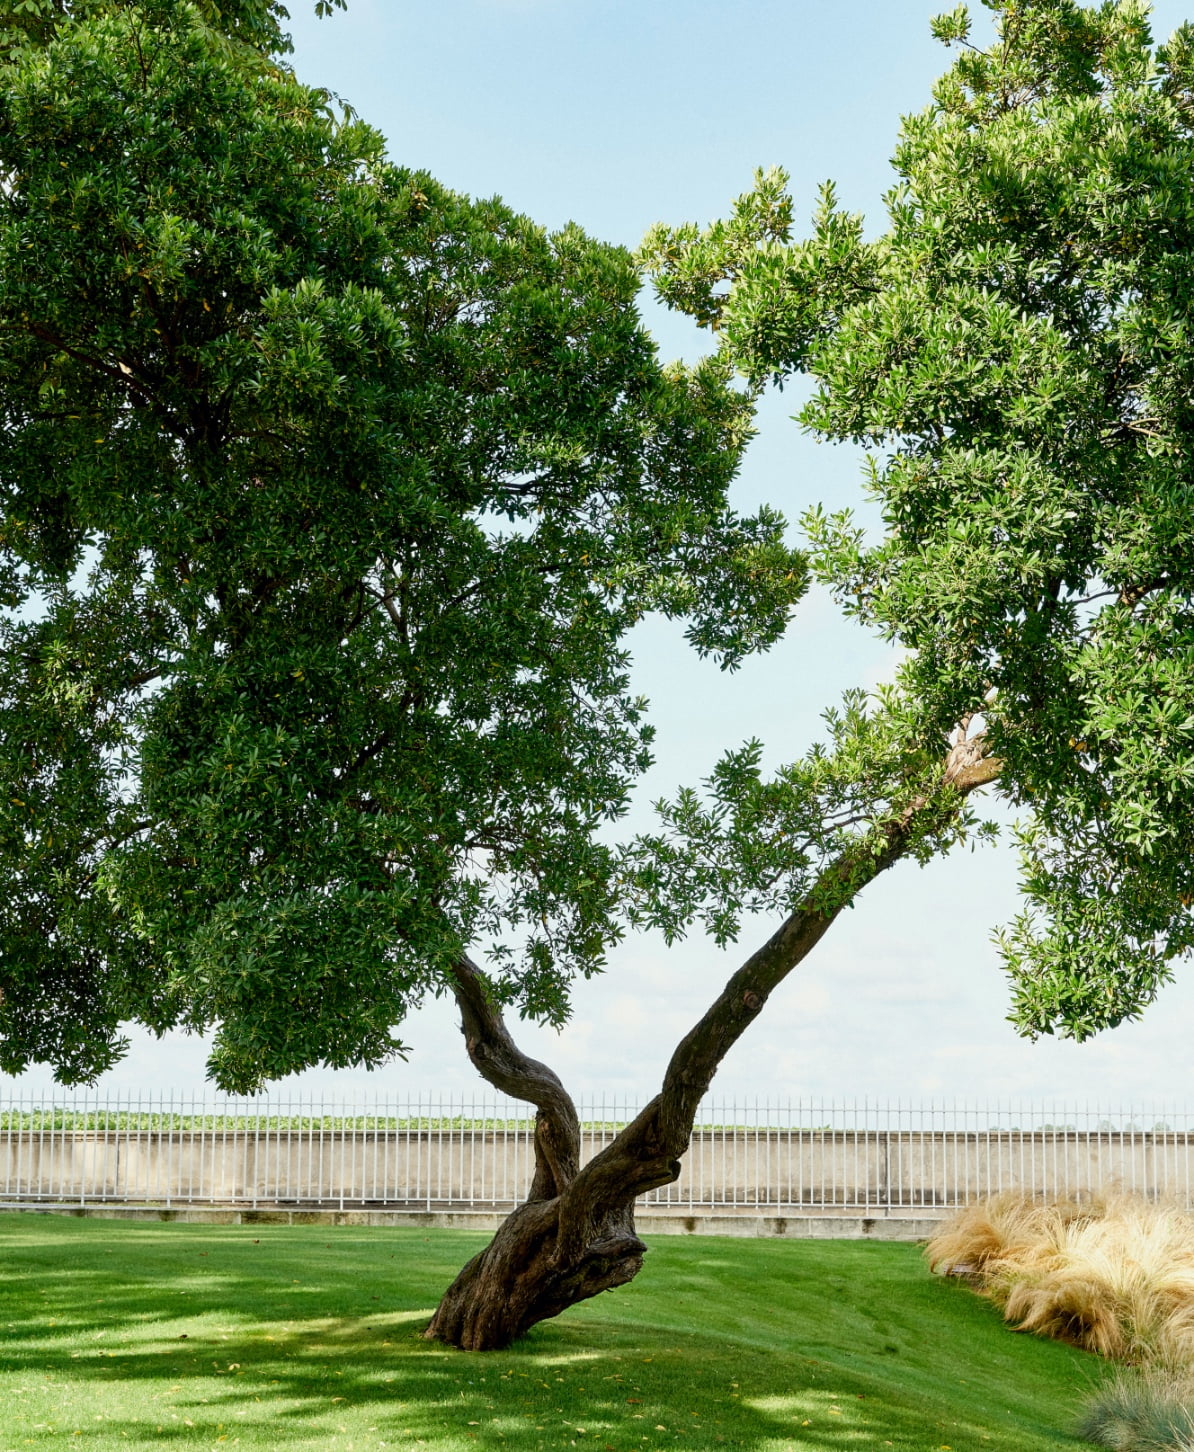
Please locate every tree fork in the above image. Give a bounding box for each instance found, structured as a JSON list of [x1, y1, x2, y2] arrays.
[[425, 738, 1000, 1350], [423, 957, 643, 1349]]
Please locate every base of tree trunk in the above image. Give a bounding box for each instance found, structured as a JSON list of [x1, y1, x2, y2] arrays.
[[424, 1197, 646, 1351]]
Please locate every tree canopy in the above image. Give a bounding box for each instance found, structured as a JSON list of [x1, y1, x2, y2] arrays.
[[0, 0, 344, 64], [0, 0, 803, 1090], [639, 0, 1194, 1046]]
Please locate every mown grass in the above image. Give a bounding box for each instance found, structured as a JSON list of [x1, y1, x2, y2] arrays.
[[0, 1217, 1103, 1451]]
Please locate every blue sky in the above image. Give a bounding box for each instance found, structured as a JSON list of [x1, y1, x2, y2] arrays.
[[12, 0, 1194, 1108]]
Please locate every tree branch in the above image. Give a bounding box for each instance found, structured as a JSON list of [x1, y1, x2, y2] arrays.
[[567, 735, 1003, 1218], [446, 955, 581, 1201], [25, 324, 160, 408], [1119, 575, 1173, 609]]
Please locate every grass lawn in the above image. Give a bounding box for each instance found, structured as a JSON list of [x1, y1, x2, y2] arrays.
[[0, 1217, 1105, 1451]]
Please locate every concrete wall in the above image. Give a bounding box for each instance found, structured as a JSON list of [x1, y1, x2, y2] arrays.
[[2, 1128, 1190, 1211]]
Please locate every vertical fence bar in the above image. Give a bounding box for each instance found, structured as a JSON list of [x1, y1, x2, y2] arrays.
[[337, 1097, 344, 1213], [37, 1090, 46, 1206], [424, 1091, 435, 1213]]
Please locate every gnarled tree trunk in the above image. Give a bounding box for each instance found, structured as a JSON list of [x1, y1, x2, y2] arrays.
[[425, 740, 1000, 1350], [421, 956, 656, 1350]]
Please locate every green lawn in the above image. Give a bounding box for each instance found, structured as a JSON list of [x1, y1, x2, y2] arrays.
[[0, 1217, 1104, 1451]]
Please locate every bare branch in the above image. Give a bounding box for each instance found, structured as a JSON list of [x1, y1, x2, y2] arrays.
[[24, 325, 160, 408]]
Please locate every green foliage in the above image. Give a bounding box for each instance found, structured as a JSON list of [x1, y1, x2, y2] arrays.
[[0, 0, 343, 64], [622, 685, 996, 948], [640, 0, 1194, 1043], [0, 2, 804, 1089]]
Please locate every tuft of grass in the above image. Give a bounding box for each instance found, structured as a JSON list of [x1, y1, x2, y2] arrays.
[[0, 1215, 1102, 1450], [926, 1192, 1092, 1278], [1077, 1367, 1194, 1451], [927, 1193, 1194, 1364]]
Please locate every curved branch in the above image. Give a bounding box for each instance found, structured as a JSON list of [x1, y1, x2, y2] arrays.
[[427, 739, 1003, 1346], [447, 955, 580, 1200]]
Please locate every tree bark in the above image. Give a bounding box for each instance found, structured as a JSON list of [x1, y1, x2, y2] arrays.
[[422, 956, 649, 1349], [425, 739, 1000, 1350]]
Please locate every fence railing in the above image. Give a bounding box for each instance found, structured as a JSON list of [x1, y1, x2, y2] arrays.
[[2, 1093, 1191, 1215]]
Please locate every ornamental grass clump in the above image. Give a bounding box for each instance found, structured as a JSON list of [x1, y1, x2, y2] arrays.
[[926, 1193, 1194, 1365], [1077, 1368, 1194, 1452]]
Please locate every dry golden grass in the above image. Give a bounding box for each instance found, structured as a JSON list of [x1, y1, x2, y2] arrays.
[[926, 1192, 1194, 1365]]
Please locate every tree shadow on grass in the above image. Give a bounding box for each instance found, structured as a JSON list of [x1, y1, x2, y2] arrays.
[[0, 1218, 1100, 1451]]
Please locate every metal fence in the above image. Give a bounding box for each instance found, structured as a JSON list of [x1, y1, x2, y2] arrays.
[[2, 1093, 1192, 1215]]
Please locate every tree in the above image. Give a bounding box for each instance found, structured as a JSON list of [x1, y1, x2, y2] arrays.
[[428, 0, 1194, 1347], [637, 0, 1194, 1043], [5, 0, 1194, 1353], [0, 0, 805, 1341]]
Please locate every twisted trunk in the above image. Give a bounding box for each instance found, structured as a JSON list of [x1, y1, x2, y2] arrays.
[[425, 742, 1000, 1350], [422, 955, 636, 1351]]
